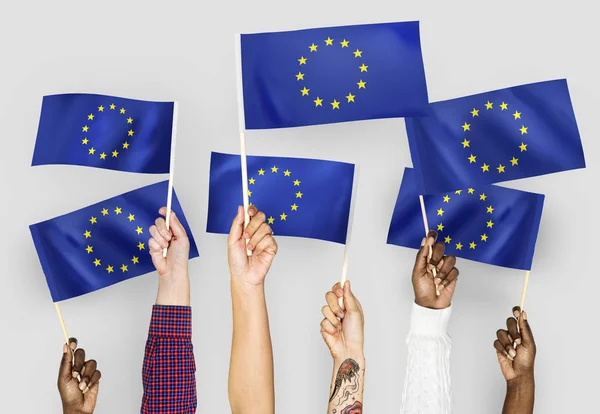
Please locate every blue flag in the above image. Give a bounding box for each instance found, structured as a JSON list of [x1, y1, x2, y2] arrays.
[[30, 181, 199, 302], [207, 152, 354, 244], [406, 79, 585, 194], [240, 21, 429, 129], [387, 168, 544, 270], [32, 94, 174, 173]]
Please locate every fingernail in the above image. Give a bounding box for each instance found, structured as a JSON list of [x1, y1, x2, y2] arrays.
[[522, 311, 527, 321], [507, 354, 514, 361], [337, 312, 344, 319], [81, 366, 86, 376], [507, 334, 514, 343], [79, 381, 87, 391], [72, 371, 79, 379], [509, 349, 517, 358], [243, 232, 250, 239], [336, 289, 343, 297], [515, 338, 522, 345], [82, 386, 90, 394], [438, 284, 445, 291], [434, 278, 441, 285], [421, 237, 426, 246], [247, 244, 254, 251], [63, 344, 68, 353], [513, 309, 521, 318]]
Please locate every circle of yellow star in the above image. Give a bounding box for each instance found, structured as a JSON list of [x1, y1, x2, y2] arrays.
[[82, 125, 89, 132], [455, 190, 462, 195], [357, 80, 366, 89], [500, 102, 508, 110], [325, 37, 334, 46], [481, 163, 490, 172], [99, 152, 107, 160], [314, 97, 323, 107], [128, 129, 134, 137], [121, 264, 128, 272], [249, 178, 256, 184], [520, 125, 528, 135], [497, 164, 506, 173], [247, 190, 252, 197], [271, 165, 278, 173], [280, 212, 288, 221], [471, 108, 479, 117], [291, 204, 298, 211], [510, 157, 519, 166], [98, 105, 105, 112], [258, 169, 265, 175], [353, 49, 362, 58], [519, 143, 528, 152], [444, 236, 452, 244], [284, 170, 291, 177], [101, 208, 109, 216], [93, 258, 101, 267], [112, 150, 119, 158], [331, 99, 340, 109], [461, 139, 470, 148], [127, 213, 135, 222], [479, 193, 487, 201], [120, 108, 126, 114], [131, 256, 139, 264], [88, 113, 95, 121], [84, 230, 92, 239], [127, 117, 133, 124], [88, 147, 96, 155], [90, 216, 97, 224], [456, 242, 463, 250], [487, 205, 494, 214], [468, 188, 475, 194], [437, 223, 445, 231], [485, 101, 493, 110], [469, 241, 477, 249], [298, 56, 307, 65], [487, 220, 494, 228], [513, 111, 521, 120], [359, 63, 368, 72], [109, 104, 116, 110], [137, 242, 145, 250], [106, 265, 114, 273], [462, 122, 471, 131], [437, 208, 444, 216], [309, 43, 318, 52], [293, 179, 301, 186], [82, 138, 89, 145], [114, 207, 122, 214], [481, 234, 489, 242], [300, 87, 310, 96], [468, 154, 477, 163], [85, 245, 93, 254], [443, 195, 450, 203], [267, 216, 275, 224], [340, 39, 349, 48], [136, 226, 143, 235], [296, 191, 303, 198], [346, 93, 355, 103], [123, 142, 130, 149], [296, 72, 305, 81]]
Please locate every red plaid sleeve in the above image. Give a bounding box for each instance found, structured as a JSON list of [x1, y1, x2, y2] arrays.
[[141, 305, 197, 413]]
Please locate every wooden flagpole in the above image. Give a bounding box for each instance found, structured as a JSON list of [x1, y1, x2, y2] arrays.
[[163, 101, 179, 258], [54, 303, 70, 344], [419, 195, 439, 295], [519, 271, 531, 311], [339, 165, 360, 305]]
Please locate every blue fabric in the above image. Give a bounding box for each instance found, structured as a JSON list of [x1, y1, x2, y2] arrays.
[[387, 168, 545, 270], [30, 181, 199, 302], [241, 21, 428, 129], [406, 79, 585, 194], [32, 94, 174, 173], [207, 152, 354, 244]]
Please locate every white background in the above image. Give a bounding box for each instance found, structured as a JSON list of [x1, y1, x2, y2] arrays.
[[0, 0, 597, 412]]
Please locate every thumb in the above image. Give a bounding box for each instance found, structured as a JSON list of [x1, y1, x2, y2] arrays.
[[59, 343, 73, 383], [519, 311, 534, 348], [228, 206, 245, 247], [343, 281, 360, 313], [413, 231, 437, 279]]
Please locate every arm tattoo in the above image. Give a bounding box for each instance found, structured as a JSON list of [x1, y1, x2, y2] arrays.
[[329, 359, 363, 414]]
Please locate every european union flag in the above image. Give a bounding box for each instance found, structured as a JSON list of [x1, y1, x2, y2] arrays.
[[387, 169, 544, 270], [32, 94, 174, 173], [207, 152, 354, 244], [30, 181, 199, 302], [406, 79, 586, 194], [240, 21, 429, 129]]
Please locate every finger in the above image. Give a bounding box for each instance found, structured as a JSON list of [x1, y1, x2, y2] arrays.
[[330, 282, 343, 298], [253, 234, 278, 257], [243, 211, 266, 239], [512, 306, 522, 319], [59, 343, 74, 382], [496, 329, 517, 358], [154, 217, 172, 243], [519, 311, 535, 348], [435, 255, 456, 285], [228, 206, 245, 246], [79, 359, 97, 391], [326, 291, 345, 319], [247, 222, 273, 251], [84, 370, 101, 395], [166, 210, 188, 239], [320, 318, 338, 336], [438, 268, 459, 291], [342, 280, 361, 313], [69, 338, 78, 351], [73, 348, 85, 379], [507, 318, 521, 346], [247, 205, 258, 217], [149, 225, 169, 249], [430, 241, 445, 267], [321, 305, 341, 329], [413, 242, 430, 277], [494, 340, 513, 362]]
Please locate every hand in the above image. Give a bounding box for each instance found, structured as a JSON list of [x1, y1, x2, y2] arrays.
[[58, 338, 101, 414], [228, 205, 278, 288], [149, 207, 190, 306], [412, 230, 459, 309], [494, 306, 536, 383], [320, 281, 364, 361]]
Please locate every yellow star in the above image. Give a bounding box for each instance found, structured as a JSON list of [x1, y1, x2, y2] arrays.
[[119, 264, 128, 272], [461, 139, 470, 148], [127, 117, 133, 124], [296, 72, 305, 81], [101, 208, 109, 216], [120, 108, 126, 114], [513, 111, 522, 120], [82, 125, 89, 132], [437, 208, 444, 216], [85, 245, 93, 254], [293, 179, 301, 186], [346, 93, 355, 103], [114, 207, 122, 214], [519, 142, 528, 152], [247, 190, 252, 197], [88, 113, 95, 121], [123, 142, 130, 149], [99, 152, 107, 160], [455, 190, 462, 195], [300, 87, 310, 96], [309, 43, 318, 52], [137, 242, 145, 250], [258, 168, 265, 175], [280, 212, 287, 221], [298, 56, 307, 65], [444, 236, 452, 244], [487, 205, 494, 214], [249, 178, 256, 184], [469, 241, 477, 249], [353, 49, 362, 58], [127, 213, 135, 222], [93, 258, 101, 267], [471, 108, 479, 117], [110, 103, 116, 110], [331, 99, 340, 109], [481, 233, 489, 242], [88, 147, 96, 155], [90, 216, 97, 224], [271, 165, 278, 173], [359, 63, 368, 72], [456, 242, 463, 250], [479, 193, 487, 201], [112, 150, 119, 158], [98, 105, 104, 112], [487, 220, 494, 228], [468, 188, 475, 194], [520, 125, 528, 135], [462, 122, 471, 131], [136, 226, 143, 235], [82, 138, 89, 145], [481, 163, 490, 172], [131, 256, 139, 264], [340, 39, 349, 48], [284, 170, 291, 177], [267, 216, 275, 224], [106, 265, 114, 274], [443, 195, 450, 203], [510, 157, 519, 166], [357, 80, 366, 89], [314, 97, 323, 107], [296, 191, 303, 198], [500, 102, 508, 110], [325, 37, 334, 46], [437, 223, 445, 231], [485, 101, 493, 110], [497, 164, 505, 173], [468, 154, 477, 163], [291, 204, 298, 211], [128, 129, 134, 137]]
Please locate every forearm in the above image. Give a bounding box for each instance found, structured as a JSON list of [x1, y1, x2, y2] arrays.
[[228, 279, 274, 414], [503, 375, 535, 414], [327, 354, 365, 414]]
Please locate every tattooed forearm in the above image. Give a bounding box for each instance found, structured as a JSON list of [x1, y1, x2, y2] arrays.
[[328, 358, 364, 414]]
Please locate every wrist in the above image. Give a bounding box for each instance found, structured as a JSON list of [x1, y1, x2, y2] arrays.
[[230, 274, 265, 293], [333, 350, 365, 366], [156, 274, 190, 306], [507, 373, 535, 391]]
